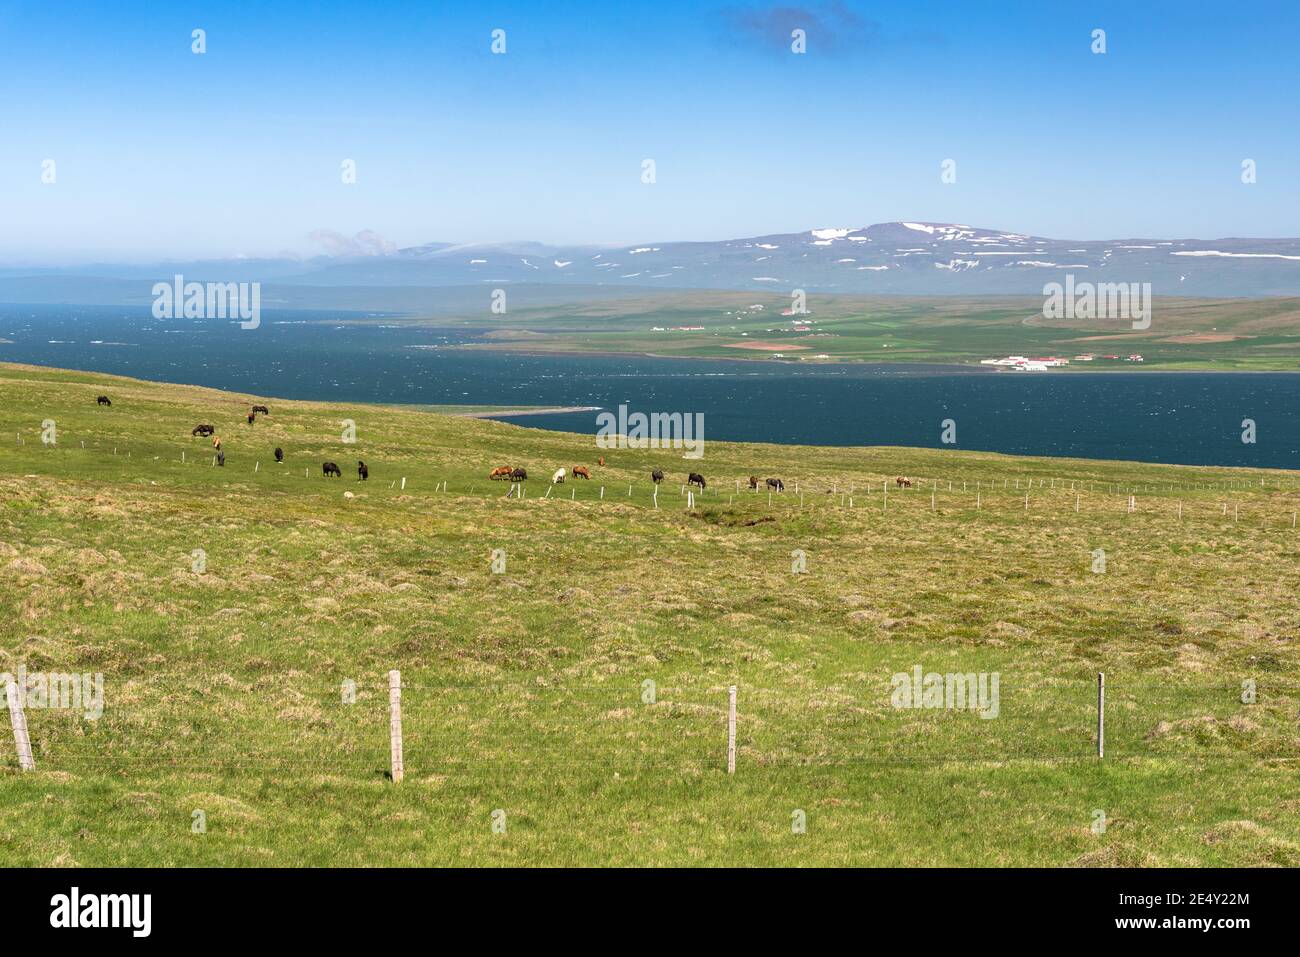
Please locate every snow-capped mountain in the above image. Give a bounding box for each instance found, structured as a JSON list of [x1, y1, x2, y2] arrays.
[[275, 222, 1300, 296], [7, 223, 1300, 299]]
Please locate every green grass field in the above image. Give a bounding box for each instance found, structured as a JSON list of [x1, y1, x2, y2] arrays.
[[380, 291, 1300, 370], [1, 361, 1298, 866]]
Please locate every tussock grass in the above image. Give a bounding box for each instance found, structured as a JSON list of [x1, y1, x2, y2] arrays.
[[0, 361, 1298, 866]]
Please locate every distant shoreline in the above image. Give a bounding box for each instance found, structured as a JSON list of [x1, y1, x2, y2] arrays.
[[453, 405, 602, 419], [442, 343, 1300, 374]]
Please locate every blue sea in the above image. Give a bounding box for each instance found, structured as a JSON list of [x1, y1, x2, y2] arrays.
[[3, 304, 1298, 469]]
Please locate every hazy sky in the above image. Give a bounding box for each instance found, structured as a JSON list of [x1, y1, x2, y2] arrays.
[[1, 0, 1297, 262]]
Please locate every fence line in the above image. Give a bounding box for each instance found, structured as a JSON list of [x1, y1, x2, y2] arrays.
[[11, 672, 1294, 776]]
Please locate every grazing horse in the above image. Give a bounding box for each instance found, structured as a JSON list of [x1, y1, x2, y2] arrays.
[[274, 447, 284, 463], [246, 412, 256, 425], [551, 468, 566, 484], [96, 395, 111, 406], [212, 435, 222, 450], [322, 462, 341, 477], [748, 476, 759, 489], [895, 476, 912, 488], [357, 460, 369, 481], [251, 404, 269, 416], [688, 472, 706, 490], [572, 466, 591, 480], [192, 424, 215, 437], [597, 457, 605, 467], [489, 466, 513, 481], [510, 468, 528, 482], [651, 469, 664, 484], [766, 478, 785, 491]]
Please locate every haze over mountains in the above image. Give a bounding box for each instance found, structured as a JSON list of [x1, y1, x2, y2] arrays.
[[5, 222, 1300, 306]]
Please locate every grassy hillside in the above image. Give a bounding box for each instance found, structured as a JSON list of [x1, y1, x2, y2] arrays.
[[375, 291, 1300, 370], [1, 361, 1298, 866]]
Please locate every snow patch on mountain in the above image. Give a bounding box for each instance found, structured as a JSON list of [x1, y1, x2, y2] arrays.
[[1173, 250, 1300, 261]]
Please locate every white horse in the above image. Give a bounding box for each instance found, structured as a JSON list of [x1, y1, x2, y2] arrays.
[[551, 467, 566, 484]]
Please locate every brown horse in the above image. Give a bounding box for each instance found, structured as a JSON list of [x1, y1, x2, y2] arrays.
[[748, 476, 759, 489], [597, 457, 605, 467], [895, 476, 912, 488], [572, 466, 591, 480], [489, 466, 514, 480]]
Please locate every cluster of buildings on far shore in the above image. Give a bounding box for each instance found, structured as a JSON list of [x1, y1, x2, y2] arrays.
[[980, 353, 1144, 371]]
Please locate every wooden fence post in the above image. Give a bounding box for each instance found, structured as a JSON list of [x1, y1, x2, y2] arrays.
[[727, 685, 737, 775], [388, 670, 403, 784], [6, 679, 34, 771], [1096, 672, 1105, 760]]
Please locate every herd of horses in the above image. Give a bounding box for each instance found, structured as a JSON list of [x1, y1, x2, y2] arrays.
[[481, 466, 914, 492], [488, 463, 708, 488], [100, 397, 315, 474], [96, 394, 915, 492]]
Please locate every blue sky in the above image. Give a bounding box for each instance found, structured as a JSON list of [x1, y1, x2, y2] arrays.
[[1, 0, 1297, 262]]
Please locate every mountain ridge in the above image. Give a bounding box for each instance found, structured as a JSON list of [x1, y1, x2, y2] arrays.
[[5, 222, 1300, 298]]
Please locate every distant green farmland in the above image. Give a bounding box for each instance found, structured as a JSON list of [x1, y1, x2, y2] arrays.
[[360, 291, 1300, 371]]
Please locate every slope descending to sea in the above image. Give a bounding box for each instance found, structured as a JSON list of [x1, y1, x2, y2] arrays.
[[0, 362, 1297, 866]]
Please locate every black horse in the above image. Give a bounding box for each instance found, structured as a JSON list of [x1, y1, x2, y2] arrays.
[[651, 469, 664, 484], [766, 478, 785, 491], [510, 467, 528, 482], [192, 424, 214, 437], [688, 472, 706, 490], [251, 405, 270, 416], [96, 395, 111, 406], [357, 460, 369, 481], [322, 462, 342, 477], [274, 447, 284, 463]]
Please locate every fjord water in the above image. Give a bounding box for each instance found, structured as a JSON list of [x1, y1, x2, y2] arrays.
[[5, 305, 1299, 469]]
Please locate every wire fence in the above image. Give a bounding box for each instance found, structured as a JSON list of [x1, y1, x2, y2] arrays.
[[9, 673, 1296, 778], [11, 435, 1300, 533]]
